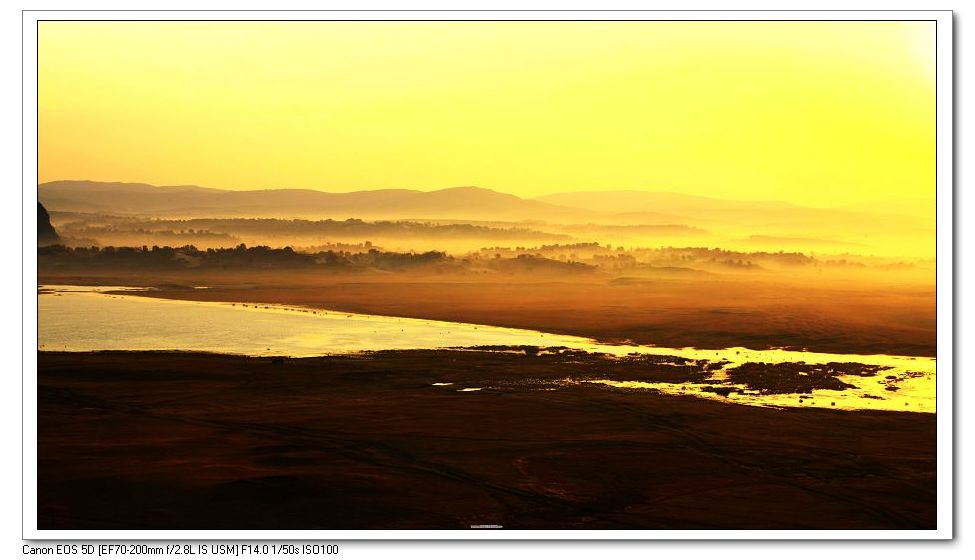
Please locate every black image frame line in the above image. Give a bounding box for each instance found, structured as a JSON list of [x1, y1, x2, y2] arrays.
[[28, 15, 947, 539]]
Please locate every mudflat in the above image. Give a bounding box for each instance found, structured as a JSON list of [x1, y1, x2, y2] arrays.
[[39, 269, 937, 357], [38, 350, 936, 530]]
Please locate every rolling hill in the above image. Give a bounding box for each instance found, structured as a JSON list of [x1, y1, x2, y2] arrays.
[[38, 181, 935, 257], [38, 181, 582, 222]]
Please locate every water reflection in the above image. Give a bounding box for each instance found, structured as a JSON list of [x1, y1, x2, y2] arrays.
[[578, 376, 934, 413], [38, 285, 936, 413], [39, 285, 612, 355]]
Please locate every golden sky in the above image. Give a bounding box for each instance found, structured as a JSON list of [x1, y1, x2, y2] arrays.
[[38, 21, 935, 206]]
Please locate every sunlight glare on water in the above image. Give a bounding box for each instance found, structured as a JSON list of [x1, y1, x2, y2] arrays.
[[37, 285, 935, 413]]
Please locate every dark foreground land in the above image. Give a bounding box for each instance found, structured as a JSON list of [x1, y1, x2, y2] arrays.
[[38, 350, 936, 530]]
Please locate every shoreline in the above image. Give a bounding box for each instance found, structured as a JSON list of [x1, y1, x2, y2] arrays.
[[37, 273, 938, 357]]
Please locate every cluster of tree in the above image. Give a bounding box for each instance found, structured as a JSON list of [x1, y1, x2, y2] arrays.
[[485, 254, 596, 274], [61, 226, 240, 246], [40, 240, 897, 278], [38, 243, 607, 277], [295, 241, 378, 253], [58, 216, 568, 241], [634, 247, 815, 267], [38, 244, 451, 272], [466, 244, 883, 273]]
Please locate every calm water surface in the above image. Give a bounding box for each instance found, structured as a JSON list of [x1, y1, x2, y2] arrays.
[[38, 285, 936, 413]]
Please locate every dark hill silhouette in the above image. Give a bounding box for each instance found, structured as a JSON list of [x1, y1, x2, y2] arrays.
[[38, 202, 60, 246]]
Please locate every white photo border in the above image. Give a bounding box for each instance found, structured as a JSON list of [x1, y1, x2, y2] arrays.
[[22, 9, 954, 541]]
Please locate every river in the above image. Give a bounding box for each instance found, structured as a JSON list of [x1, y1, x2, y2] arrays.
[[37, 285, 936, 413]]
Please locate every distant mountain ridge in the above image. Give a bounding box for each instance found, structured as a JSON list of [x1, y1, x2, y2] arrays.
[[39, 181, 580, 221], [535, 190, 800, 214], [38, 181, 932, 241], [535, 189, 935, 231]]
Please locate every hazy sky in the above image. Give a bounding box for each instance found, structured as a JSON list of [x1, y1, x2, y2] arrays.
[[38, 21, 935, 206]]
